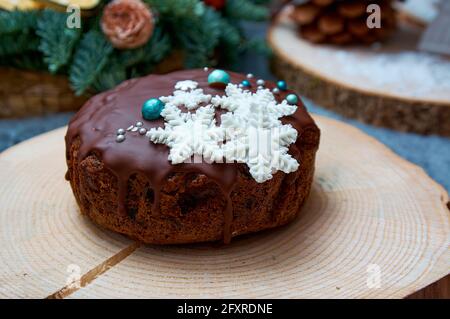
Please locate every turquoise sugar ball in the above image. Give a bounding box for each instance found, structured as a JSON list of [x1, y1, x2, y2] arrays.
[[241, 80, 251, 87], [208, 69, 230, 89], [277, 80, 287, 91], [286, 94, 298, 105], [142, 98, 165, 120]]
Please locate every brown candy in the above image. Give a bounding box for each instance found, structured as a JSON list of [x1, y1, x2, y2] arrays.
[[300, 24, 327, 43], [290, 3, 321, 25], [329, 32, 354, 45], [311, 0, 334, 6], [348, 18, 369, 37], [318, 13, 345, 35], [338, 1, 367, 18]]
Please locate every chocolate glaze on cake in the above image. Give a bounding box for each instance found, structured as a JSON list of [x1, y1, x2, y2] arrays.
[[65, 69, 320, 244]]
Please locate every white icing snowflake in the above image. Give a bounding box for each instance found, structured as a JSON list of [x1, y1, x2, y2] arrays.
[[160, 87, 211, 110], [146, 104, 224, 164], [213, 85, 299, 183], [174, 80, 198, 91], [212, 84, 297, 124], [147, 82, 300, 183]]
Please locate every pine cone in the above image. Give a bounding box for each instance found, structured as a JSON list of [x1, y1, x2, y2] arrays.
[[290, 0, 397, 45]]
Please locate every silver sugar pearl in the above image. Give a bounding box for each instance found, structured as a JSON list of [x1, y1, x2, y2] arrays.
[[272, 88, 280, 94], [257, 85, 264, 90], [131, 127, 139, 132], [203, 67, 209, 72], [116, 135, 125, 143], [126, 125, 134, 131], [256, 79, 265, 86], [136, 121, 143, 127], [117, 128, 125, 135], [246, 73, 254, 79], [139, 128, 147, 135]]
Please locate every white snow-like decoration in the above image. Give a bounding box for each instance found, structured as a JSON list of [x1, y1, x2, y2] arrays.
[[147, 83, 300, 183], [146, 104, 224, 164], [214, 85, 299, 182], [160, 86, 211, 110], [174, 80, 198, 91]]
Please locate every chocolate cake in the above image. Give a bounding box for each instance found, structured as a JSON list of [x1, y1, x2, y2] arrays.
[[65, 69, 320, 244]]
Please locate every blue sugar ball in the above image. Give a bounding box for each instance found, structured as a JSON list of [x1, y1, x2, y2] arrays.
[[142, 98, 165, 120], [286, 94, 298, 105], [208, 69, 230, 89], [241, 80, 251, 87], [277, 80, 287, 91]]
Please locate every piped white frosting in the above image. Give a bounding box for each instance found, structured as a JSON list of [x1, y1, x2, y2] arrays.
[[146, 81, 300, 183]]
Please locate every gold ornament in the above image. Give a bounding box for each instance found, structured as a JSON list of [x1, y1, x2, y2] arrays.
[[0, 0, 100, 11], [0, 0, 44, 11], [39, 0, 99, 10]]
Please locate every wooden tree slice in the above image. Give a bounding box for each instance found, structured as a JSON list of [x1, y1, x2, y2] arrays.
[[0, 128, 135, 298], [268, 9, 450, 136], [0, 116, 448, 299], [396, 0, 440, 27]]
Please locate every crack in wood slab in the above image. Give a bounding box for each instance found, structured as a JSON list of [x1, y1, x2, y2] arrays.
[[46, 241, 141, 299]]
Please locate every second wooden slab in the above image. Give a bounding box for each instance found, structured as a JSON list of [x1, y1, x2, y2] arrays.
[[269, 9, 450, 136]]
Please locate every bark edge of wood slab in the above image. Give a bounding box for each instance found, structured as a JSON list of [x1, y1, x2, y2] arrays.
[[0, 116, 448, 298]]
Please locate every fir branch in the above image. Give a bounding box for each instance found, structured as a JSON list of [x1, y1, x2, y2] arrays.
[[177, 6, 222, 67], [0, 33, 39, 56], [0, 52, 46, 70], [0, 10, 39, 57], [250, 0, 272, 4], [116, 27, 171, 68], [0, 0, 271, 95], [69, 30, 113, 95], [145, 0, 222, 67], [91, 64, 127, 93], [242, 38, 273, 55], [92, 27, 172, 92], [145, 0, 203, 18], [218, 18, 241, 49], [37, 10, 82, 73], [224, 0, 269, 21], [216, 18, 243, 65], [0, 10, 39, 35]]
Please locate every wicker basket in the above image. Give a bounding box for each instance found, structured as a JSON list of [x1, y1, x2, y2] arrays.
[[0, 67, 88, 118], [0, 51, 184, 118]]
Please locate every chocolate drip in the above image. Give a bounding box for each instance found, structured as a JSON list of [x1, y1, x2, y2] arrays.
[[65, 69, 318, 243]]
